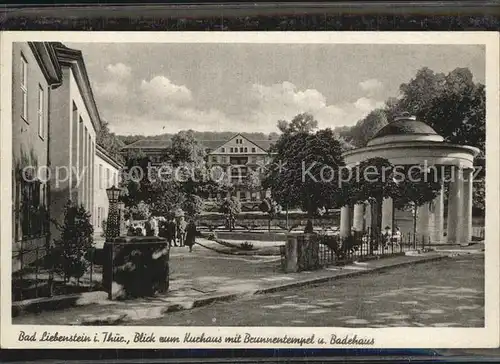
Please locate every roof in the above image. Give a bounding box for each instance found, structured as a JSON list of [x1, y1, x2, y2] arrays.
[[250, 140, 274, 152], [51, 42, 103, 132], [372, 117, 440, 139], [121, 137, 276, 152], [96, 144, 124, 170], [200, 140, 226, 150], [122, 139, 172, 149]]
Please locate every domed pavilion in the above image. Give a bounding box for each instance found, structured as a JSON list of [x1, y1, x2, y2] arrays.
[[341, 114, 480, 245]]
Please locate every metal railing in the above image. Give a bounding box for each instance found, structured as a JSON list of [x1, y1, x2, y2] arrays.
[[12, 243, 102, 302], [317, 231, 429, 267], [280, 230, 432, 272]]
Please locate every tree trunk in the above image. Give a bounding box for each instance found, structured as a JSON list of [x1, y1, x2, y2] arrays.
[[285, 205, 289, 230], [268, 217, 271, 232], [413, 205, 417, 249], [370, 199, 382, 253]]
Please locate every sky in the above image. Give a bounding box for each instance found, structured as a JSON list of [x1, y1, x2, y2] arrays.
[[68, 43, 485, 136]]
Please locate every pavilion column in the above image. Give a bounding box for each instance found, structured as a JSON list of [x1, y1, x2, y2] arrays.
[[352, 203, 365, 232], [381, 197, 393, 231], [461, 168, 474, 244], [339, 205, 352, 238], [430, 181, 445, 244], [416, 203, 431, 245], [447, 166, 464, 244], [364, 201, 372, 233]]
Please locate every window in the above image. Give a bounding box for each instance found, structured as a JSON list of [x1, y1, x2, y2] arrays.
[[37, 85, 44, 138], [19, 179, 46, 238], [221, 147, 225, 152], [212, 156, 217, 163], [20, 55, 28, 121], [240, 147, 244, 153], [244, 147, 248, 153], [251, 147, 256, 153], [229, 147, 233, 153], [221, 156, 227, 163]]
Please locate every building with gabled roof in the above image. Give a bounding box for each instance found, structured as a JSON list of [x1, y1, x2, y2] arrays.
[[120, 133, 276, 201]]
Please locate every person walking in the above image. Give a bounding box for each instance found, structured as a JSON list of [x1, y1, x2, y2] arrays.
[[185, 219, 197, 252], [145, 216, 155, 237], [177, 216, 187, 247], [166, 217, 177, 247]]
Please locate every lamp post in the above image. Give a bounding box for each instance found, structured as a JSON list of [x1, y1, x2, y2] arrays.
[[106, 185, 124, 241]]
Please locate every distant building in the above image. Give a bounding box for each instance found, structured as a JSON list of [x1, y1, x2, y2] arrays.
[[94, 144, 123, 238], [12, 42, 62, 268], [120, 133, 276, 201], [120, 139, 171, 165], [205, 134, 274, 201]]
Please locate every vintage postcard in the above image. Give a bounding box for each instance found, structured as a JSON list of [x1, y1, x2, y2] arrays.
[[1, 31, 499, 349]]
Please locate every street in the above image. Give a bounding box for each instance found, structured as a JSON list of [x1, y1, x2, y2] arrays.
[[131, 253, 484, 327]]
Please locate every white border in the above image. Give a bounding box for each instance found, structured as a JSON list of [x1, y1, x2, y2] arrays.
[[1, 31, 499, 349]]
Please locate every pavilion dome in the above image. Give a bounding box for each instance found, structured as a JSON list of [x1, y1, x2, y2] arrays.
[[367, 114, 444, 146]]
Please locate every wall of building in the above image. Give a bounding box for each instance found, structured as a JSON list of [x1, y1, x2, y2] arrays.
[[49, 64, 97, 238], [94, 152, 121, 237], [11, 43, 51, 254]]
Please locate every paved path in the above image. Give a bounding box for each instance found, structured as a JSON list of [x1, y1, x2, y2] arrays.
[[132, 254, 484, 327], [13, 249, 453, 325]]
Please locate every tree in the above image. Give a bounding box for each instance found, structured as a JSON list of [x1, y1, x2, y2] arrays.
[[127, 201, 151, 220], [345, 158, 399, 237], [391, 165, 443, 242], [181, 194, 204, 218], [244, 168, 262, 199], [264, 116, 348, 226], [218, 197, 241, 231], [277, 112, 318, 134], [164, 130, 206, 166], [259, 197, 282, 231], [53, 201, 94, 281], [96, 121, 125, 163], [395, 67, 485, 153]]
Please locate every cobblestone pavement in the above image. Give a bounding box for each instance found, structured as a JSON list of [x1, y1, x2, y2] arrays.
[[133, 254, 484, 327]]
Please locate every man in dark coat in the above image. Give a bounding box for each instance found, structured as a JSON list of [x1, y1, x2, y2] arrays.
[[185, 220, 197, 252], [166, 217, 177, 247]]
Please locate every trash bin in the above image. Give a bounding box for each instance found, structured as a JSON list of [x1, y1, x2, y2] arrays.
[[102, 236, 170, 300]]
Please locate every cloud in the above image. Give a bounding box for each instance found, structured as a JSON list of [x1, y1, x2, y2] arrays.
[[140, 76, 193, 105], [106, 75, 237, 134], [101, 77, 385, 135], [106, 63, 132, 78], [354, 97, 385, 112], [359, 78, 384, 93], [247, 81, 383, 131]]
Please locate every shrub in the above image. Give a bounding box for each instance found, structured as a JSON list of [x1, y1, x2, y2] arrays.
[[129, 201, 151, 220], [206, 232, 217, 241], [53, 201, 94, 280], [240, 241, 254, 250]]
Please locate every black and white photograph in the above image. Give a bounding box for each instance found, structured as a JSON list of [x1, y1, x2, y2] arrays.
[[1, 32, 498, 349]]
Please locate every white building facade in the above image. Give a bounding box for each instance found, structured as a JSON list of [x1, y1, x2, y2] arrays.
[[94, 144, 123, 238]]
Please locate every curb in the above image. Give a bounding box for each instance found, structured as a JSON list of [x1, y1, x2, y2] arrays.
[[78, 254, 449, 325], [12, 291, 108, 318], [255, 254, 447, 295]]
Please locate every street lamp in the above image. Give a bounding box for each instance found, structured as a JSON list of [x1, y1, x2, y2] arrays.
[[106, 185, 125, 241], [106, 185, 122, 204]]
